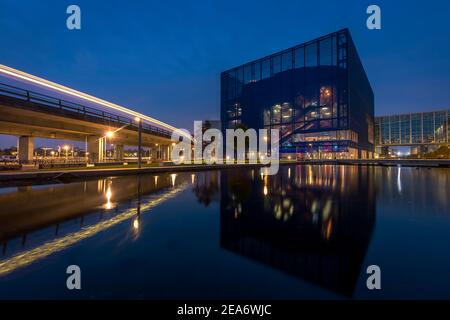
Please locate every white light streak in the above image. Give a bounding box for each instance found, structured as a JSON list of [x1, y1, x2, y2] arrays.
[[0, 64, 188, 137]]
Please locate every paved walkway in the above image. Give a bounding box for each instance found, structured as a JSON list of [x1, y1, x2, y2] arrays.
[[0, 159, 449, 182], [0, 162, 266, 181]]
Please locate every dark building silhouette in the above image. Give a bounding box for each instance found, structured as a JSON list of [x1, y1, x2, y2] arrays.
[[219, 165, 376, 296], [221, 29, 374, 159]]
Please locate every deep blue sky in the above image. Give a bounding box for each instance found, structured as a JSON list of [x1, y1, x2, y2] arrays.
[[0, 0, 450, 147]]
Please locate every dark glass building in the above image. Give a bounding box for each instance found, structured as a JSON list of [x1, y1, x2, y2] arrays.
[[221, 29, 374, 159]]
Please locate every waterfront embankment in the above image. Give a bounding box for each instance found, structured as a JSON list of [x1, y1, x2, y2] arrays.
[[0, 159, 449, 182]]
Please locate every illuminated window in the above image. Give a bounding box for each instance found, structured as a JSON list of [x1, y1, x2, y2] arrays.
[[281, 103, 292, 123], [271, 104, 281, 124], [319, 86, 333, 119]]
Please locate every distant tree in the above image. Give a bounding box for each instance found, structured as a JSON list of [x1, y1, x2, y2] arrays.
[[0, 146, 17, 156], [423, 146, 450, 159]]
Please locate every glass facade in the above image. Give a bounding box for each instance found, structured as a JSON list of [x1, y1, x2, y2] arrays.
[[220, 29, 374, 159], [374, 110, 450, 146]]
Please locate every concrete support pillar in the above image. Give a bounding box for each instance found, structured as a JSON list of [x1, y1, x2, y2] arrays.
[[167, 145, 171, 160], [87, 136, 103, 163], [165, 145, 170, 160], [161, 145, 167, 160], [18, 136, 34, 163], [156, 144, 161, 160], [115, 144, 124, 161], [151, 147, 158, 162]]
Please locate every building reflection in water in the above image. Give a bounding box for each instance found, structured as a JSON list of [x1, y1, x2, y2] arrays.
[[219, 165, 376, 297]]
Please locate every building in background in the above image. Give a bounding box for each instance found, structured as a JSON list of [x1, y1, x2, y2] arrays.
[[201, 120, 222, 132], [375, 110, 450, 156], [220, 29, 374, 159]]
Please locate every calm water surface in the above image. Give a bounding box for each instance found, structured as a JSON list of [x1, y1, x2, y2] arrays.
[[0, 165, 449, 299]]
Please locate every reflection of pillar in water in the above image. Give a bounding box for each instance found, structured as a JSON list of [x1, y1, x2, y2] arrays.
[[137, 175, 141, 214], [133, 175, 141, 232]]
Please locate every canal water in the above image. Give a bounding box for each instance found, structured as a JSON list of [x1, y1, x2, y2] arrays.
[[0, 165, 449, 299]]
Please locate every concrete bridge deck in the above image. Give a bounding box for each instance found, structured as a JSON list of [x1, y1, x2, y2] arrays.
[[0, 82, 174, 162]]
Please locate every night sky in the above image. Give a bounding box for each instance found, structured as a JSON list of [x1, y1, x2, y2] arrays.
[[0, 0, 449, 147]]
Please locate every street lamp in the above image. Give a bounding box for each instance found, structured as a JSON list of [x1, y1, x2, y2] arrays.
[[105, 131, 115, 160], [135, 117, 142, 168]]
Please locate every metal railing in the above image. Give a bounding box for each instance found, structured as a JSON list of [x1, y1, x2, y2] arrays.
[[0, 82, 172, 138]]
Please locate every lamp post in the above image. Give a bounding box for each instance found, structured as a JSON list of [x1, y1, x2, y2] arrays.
[[135, 117, 142, 169], [106, 131, 114, 161]]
